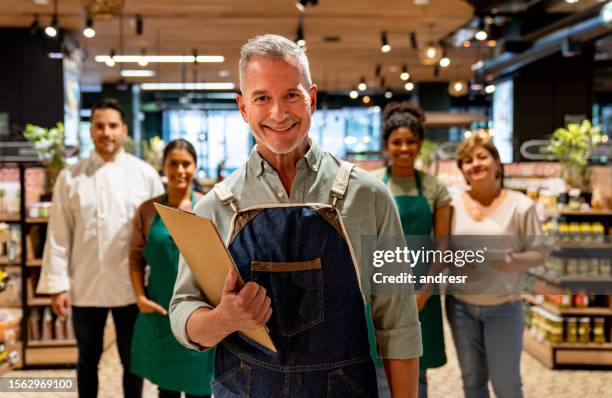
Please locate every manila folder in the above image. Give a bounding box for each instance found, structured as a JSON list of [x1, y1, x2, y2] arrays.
[[153, 202, 277, 352]]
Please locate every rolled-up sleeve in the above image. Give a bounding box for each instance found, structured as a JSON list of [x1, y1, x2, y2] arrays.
[[169, 253, 214, 351], [371, 186, 423, 359], [37, 170, 74, 295]]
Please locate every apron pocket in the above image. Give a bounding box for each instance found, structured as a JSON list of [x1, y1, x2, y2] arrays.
[[212, 362, 251, 397], [251, 258, 324, 337], [327, 368, 370, 397]]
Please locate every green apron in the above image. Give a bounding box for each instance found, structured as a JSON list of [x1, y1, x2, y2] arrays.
[[131, 192, 215, 395], [367, 169, 446, 371]]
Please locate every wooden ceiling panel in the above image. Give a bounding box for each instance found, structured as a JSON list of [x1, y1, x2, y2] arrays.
[[0, 0, 479, 90]]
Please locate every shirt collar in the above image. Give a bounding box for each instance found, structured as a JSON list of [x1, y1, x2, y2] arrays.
[[90, 147, 125, 166], [246, 139, 322, 177]]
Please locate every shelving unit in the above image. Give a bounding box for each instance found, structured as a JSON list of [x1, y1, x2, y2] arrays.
[[522, 209, 612, 369], [0, 162, 77, 368]]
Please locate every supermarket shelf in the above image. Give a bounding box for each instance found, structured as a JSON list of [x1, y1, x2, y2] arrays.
[[523, 295, 612, 316], [25, 346, 77, 366], [523, 330, 612, 368], [0, 255, 21, 266], [0, 214, 20, 223], [528, 267, 612, 293], [547, 209, 612, 217], [25, 217, 48, 224], [0, 361, 10, 376], [27, 339, 76, 348]]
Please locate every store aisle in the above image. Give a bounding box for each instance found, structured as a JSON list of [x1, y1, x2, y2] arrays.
[[4, 312, 611, 397]]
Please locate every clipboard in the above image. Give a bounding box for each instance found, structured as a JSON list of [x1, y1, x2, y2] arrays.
[[154, 202, 277, 352]]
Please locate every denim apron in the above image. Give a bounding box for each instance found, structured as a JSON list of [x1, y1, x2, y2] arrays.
[[211, 161, 377, 398], [131, 192, 215, 395], [379, 169, 446, 371]]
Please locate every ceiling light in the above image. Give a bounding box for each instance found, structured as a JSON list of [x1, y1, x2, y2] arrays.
[[485, 84, 496, 94], [462, 40, 472, 48], [471, 60, 484, 71], [404, 82, 414, 91], [349, 89, 358, 99], [29, 14, 40, 35], [384, 88, 393, 99], [565, 0, 579, 3], [45, 15, 58, 37], [94, 55, 225, 63], [83, 16, 95, 38], [140, 83, 236, 91], [48, 52, 63, 59], [487, 40, 497, 47], [448, 80, 469, 97], [362, 95, 371, 104], [106, 49, 116, 67], [601, 1, 612, 27], [120, 70, 155, 77], [138, 49, 148, 66], [420, 43, 442, 65], [381, 31, 391, 53], [475, 18, 488, 41], [218, 70, 230, 77], [295, 15, 306, 48], [296, 0, 306, 12], [358, 77, 367, 91], [400, 65, 409, 81], [439, 48, 450, 68]]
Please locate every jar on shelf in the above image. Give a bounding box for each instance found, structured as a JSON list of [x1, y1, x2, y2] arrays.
[[578, 258, 591, 275], [599, 258, 611, 277], [566, 258, 579, 275], [580, 222, 592, 243], [566, 317, 578, 343], [549, 314, 564, 343], [593, 318, 606, 344], [592, 223, 605, 244], [569, 222, 581, 243], [578, 317, 591, 344], [558, 223, 569, 243]]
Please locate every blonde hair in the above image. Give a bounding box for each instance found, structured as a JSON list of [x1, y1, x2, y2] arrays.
[[456, 133, 504, 185]]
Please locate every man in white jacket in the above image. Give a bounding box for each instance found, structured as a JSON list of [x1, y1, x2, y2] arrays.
[[37, 98, 163, 398]]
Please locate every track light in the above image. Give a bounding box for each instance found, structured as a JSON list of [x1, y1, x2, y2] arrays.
[[358, 77, 367, 91], [83, 15, 95, 38], [106, 49, 116, 67], [138, 49, 148, 66], [384, 88, 393, 99], [349, 88, 358, 99], [136, 14, 143, 35], [45, 14, 58, 37], [485, 84, 496, 94], [410, 31, 418, 49], [448, 80, 469, 97], [30, 14, 41, 35], [362, 95, 371, 104], [439, 48, 450, 68], [475, 18, 488, 41], [400, 65, 409, 81], [404, 82, 414, 91], [295, 15, 306, 48], [380, 31, 391, 53]]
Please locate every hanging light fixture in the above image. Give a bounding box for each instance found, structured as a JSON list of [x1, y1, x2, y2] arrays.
[[82, 0, 125, 21], [349, 88, 358, 99], [405, 82, 415, 91], [362, 95, 371, 104], [358, 77, 367, 91], [380, 31, 391, 53], [420, 42, 442, 65], [30, 14, 41, 35], [410, 31, 418, 49], [448, 80, 469, 97], [485, 84, 496, 94], [295, 15, 306, 48], [384, 88, 393, 99], [135, 14, 143, 35], [83, 14, 96, 38], [400, 65, 409, 81]]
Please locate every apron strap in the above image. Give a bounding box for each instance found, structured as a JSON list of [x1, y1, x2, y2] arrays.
[[414, 170, 424, 197], [212, 182, 240, 213], [330, 161, 355, 208]]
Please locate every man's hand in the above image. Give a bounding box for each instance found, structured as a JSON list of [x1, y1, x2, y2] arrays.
[[216, 268, 273, 334], [51, 291, 71, 317], [136, 295, 168, 315]]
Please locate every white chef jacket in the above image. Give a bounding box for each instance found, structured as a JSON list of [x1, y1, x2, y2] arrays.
[[37, 149, 164, 307]]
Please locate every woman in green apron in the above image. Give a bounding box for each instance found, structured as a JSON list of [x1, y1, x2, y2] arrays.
[[369, 101, 452, 398], [129, 139, 214, 398]]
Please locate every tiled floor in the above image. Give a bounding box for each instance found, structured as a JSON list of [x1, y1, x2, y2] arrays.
[[4, 319, 612, 397]]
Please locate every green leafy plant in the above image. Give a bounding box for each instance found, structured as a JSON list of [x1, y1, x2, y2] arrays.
[[22, 122, 67, 192], [418, 139, 439, 169], [141, 136, 165, 172], [548, 119, 602, 187]]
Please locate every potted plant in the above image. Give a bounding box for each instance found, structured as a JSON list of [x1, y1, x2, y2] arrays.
[[22, 122, 67, 194], [548, 119, 602, 188]]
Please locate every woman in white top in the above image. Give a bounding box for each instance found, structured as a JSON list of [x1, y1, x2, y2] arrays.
[[447, 133, 543, 398]]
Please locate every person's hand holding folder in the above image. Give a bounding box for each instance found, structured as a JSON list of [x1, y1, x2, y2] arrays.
[[186, 268, 273, 348]]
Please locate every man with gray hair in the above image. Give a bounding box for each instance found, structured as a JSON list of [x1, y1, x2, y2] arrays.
[[170, 34, 422, 397]]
